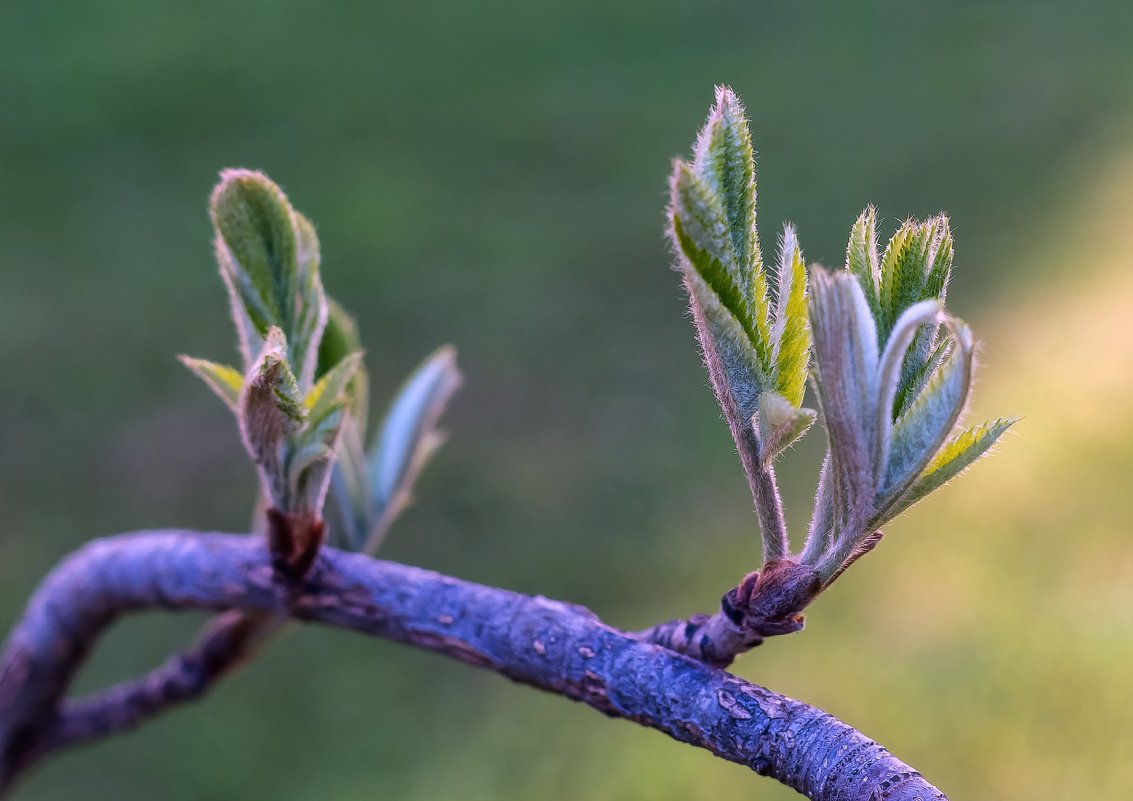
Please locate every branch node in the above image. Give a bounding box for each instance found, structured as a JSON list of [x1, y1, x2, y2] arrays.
[[733, 559, 820, 639], [266, 508, 326, 578]]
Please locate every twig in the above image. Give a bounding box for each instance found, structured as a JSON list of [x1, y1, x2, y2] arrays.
[[0, 531, 945, 800]]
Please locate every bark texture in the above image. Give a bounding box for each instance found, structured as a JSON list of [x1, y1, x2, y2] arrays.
[[0, 531, 946, 800]]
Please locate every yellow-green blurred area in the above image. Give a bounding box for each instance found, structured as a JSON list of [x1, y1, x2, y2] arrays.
[[2, 2, 1133, 799]]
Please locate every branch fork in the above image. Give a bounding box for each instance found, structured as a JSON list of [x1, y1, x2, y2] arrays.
[[0, 531, 946, 801]]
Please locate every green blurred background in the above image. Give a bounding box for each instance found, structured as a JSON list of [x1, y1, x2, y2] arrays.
[[3, 2, 1133, 798]]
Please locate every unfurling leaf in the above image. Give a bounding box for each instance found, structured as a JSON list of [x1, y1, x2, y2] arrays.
[[846, 206, 882, 320], [877, 317, 974, 513], [771, 224, 810, 407], [369, 347, 462, 528], [289, 405, 346, 521], [891, 417, 1018, 516], [681, 263, 769, 422], [306, 352, 364, 425], [755, 390, 816, 466], [284, 350, 363, 519], [326, 347, 461, 553], [658, 88, 1017, 612], [329, 415, 371, 549], [668, 86, 811, 480], [692, 85, 761, 296], [239, 327, 306, 508], [187, 169, 463, 552], [178, 357, 243, 413], [317, 298, 369, 433], [670, 165, 767, 365], [808, 268, 879, 548], [874, 299, 942, 481], [211, 169, 327, 389], [871, 214, 954, 411], [879, 220, 931, 333]]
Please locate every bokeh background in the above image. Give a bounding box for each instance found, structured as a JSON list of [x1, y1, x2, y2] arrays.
[[3, 2, 1133, 799]]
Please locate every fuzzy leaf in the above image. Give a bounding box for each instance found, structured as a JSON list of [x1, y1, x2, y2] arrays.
[[894, 218, 952, 406], [891, 417, 1017, 515], [895, 331, 951, 417], [329, 416, 371, 550], [755, 390, 816, 465], [211, 170, 327, 388], [317, 298, 369, 433], [692, 86, 760, 291], [212, 171, 296, 354], [289, 212, 329, 390], [876, 317, 974, 511], [239, 328, 306, 508], [846, 206, 881, 320], [808, 269, 879, 546], [669, 87, 789, 450], [670, 165, 765, 359], [922, 217, 954, 301], [770, 224, 810, 407], [178, 357, 243, 413], [682, 265, 769, 422], [290, 404, 346, 520], [874, 299, 942, 482], [884, 220, 937, 330], [306, 351, 363, 427], [368, 347, 461, 546]]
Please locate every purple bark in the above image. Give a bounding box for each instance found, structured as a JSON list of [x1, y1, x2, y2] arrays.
[[0, 531, 945, 800]]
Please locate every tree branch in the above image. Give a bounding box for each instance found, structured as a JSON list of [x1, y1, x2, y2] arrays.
[[49, 609, 274, 751], [31, 495, 415, 759], [0, 532, 945, 800]]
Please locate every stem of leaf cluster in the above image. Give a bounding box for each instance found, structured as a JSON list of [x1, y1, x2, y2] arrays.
[[737, 424, 790, 561]]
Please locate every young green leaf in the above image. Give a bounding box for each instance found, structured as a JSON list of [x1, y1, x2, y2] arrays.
[[891, 417, 1018, 515], [874, 299, 942, 482], [329, 416, 371, 550], [210, 170, 327, 388], [317, 298, 369, 433], [305, 351, 364, 427], [755, 390, 816, 466], [895, 217, 953, 413], [770, 224, 810, 407], [808, 269, 879, 554], [692, 85, 760, 292], [370, 348, 461, 508], [895, 327, 951, 418], [289, 404, 347, 520], [879, 219, 935, 333], [876, 317, 974, 513], [365, 346, 461, 552], [668, 87, 791, 439], [682, 264, 769, 422], [670, 164, 763, 358], [846, 206, 881, 320], [178, 357, 243, 413], [239, 328, 306, 508], [671, 87, 774, 371], [922, 217, 954, 302], [290, 212, 330, 391]]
